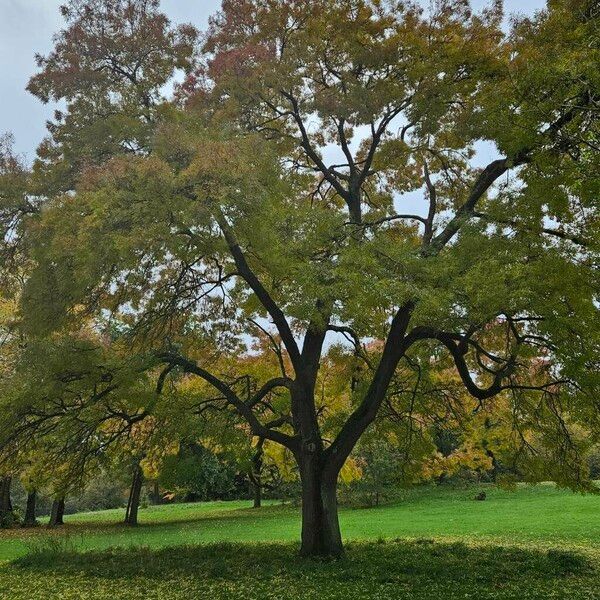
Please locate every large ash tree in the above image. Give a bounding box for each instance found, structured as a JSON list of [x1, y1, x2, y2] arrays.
[[15, 0, 600, 556]]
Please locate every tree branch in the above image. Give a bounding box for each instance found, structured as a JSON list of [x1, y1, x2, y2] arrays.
[[158, 352, 298, 450], [428, 92, 592, 253], [214, 209, 302, 372], [324, 302, 415, 474], [247, 377, 293, 408]]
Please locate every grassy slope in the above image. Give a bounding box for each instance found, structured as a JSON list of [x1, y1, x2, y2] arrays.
[[1, 484, 600, 599]]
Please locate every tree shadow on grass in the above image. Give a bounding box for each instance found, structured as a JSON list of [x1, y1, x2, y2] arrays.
[[134, 502, 296, 528], [12, 538, 591, 587]]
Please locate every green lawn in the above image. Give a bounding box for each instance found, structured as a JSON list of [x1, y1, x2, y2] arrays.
[[1, 484, 600, 599]]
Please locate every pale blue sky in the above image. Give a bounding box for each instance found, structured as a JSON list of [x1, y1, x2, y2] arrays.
[[0, 0, 547, 160]]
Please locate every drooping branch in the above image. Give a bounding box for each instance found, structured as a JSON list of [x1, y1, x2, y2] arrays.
[[428, 92, 593, 253], [409, 326, 575, 409], [347, 214, 428, 230], [214, 209, 302, 373], [159, 351, 298, 450], [247, 377, 293, 408], [432, 331, 515, 400]]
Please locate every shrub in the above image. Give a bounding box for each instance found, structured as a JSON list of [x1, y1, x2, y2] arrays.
[[0, 509, 23, 529]]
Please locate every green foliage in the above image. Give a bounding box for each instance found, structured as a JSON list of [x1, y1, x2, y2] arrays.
[[0, 509, 22, 529], [158, 444, 237, 501], [0, 0, 598, 556], [342, 438, 406, 507], [587, 445, 600, 479]]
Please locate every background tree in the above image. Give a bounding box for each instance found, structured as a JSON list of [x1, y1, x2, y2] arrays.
[[27, 0, 198, 194]]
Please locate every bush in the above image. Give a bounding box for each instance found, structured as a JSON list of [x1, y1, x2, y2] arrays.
[[587, 446, 600, 479], [0, 508, 23, 529], [159, 444, 237, 502], [66, 472, 127, 513], [339, 439, 407, 507]]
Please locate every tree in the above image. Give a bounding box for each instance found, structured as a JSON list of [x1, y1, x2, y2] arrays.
[[13, 0, 600, 557], [0, 0, 202, 530], [23, 489, 38, 528], [124, 460, 144, 526], [0, 476, 12, 518], [27, 0, 198, 194], [49, 497, 66, 527]]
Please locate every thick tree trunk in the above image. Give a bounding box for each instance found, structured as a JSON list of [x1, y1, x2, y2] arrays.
[[299, 457, 343, 558], [124, 463, 143, 526], [23, 490, 37, 527], [0, 477, 12, 514], [49, 498, 65, 527]]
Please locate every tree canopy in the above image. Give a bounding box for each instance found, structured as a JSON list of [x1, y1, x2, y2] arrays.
[[0, 0, 598, 557]]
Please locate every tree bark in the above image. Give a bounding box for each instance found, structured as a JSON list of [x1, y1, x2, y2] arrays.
[[299, 456, 343, 558], [23, 490, 37, 527], [152, 480, 162, 505], [124, 463, 143, 526], [49, 498, 65, 527], [253, 480, 262, 509], [251, 441, 264, 509], [0, 477, 12, 514]]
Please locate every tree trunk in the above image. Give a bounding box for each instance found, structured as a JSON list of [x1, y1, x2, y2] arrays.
[[253, 479, 262, 508], [152, 480, 162, 505], [251, 441, 264, 509], [0, 477, 12, 514], [124, 463, 143, 526], [299, 457, 343, 558], [49, 498, 65, 527], [23, 490, 37, 527]]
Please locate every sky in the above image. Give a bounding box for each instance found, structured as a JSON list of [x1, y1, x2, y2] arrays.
[[1, 0, 547, 161]]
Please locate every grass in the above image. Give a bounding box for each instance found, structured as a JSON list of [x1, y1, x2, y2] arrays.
[[1, 484, 600, 598]]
